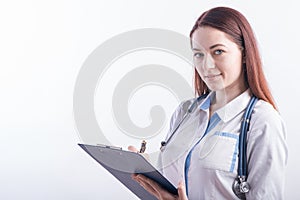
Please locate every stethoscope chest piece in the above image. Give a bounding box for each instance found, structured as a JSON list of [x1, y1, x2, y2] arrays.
[[232, 176, 250, 199]]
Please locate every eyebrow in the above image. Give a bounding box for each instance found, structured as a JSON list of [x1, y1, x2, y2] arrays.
[[192, 44, 226, 51]]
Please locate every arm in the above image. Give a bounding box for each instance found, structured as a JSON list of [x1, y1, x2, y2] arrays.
[[129, 100, 191, 199], [246, 106, 288, 199]]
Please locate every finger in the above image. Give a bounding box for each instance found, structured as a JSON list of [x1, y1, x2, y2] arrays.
[[137, 174, 176, 199], [137, 174, 161, 189], [128, 145, 139, 152], [134, 175, 160, 199], [131, 173, 138, 180], [177, 181, 188, 200]]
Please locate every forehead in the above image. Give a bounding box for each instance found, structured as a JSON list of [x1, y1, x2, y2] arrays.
[[191, 26, 237, 50]]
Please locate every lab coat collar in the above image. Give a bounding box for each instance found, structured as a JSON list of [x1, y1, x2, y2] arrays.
[[198, 89, 252, 122], [199, 94, 212, 110], [215, 89, 252, 123]]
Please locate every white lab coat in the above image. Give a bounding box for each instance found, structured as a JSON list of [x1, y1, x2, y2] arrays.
[[159, 90, 288, 200]]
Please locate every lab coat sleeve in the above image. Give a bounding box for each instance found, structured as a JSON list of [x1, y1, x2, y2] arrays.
[[246, 106, 288, 200], [157, 100, 188, 174]]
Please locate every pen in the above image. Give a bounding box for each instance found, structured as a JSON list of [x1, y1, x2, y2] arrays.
[[139, 140, 147, 153]]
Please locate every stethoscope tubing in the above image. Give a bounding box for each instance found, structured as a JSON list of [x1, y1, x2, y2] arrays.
[[161, 94, 208, 148], [238, 96, 258, 177]]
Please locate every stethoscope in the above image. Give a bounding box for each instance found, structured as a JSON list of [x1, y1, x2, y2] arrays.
[[160, 93, 258, 199], [233, 95, 258, 199]]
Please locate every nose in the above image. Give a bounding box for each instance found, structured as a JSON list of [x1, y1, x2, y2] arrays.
[[204, 54, 215, 69]]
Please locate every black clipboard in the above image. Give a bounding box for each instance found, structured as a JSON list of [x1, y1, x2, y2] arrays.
[[78, 144, 177, 200]]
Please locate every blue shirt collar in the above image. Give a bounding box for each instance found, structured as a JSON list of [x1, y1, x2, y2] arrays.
[[198, 89, 252, 122]]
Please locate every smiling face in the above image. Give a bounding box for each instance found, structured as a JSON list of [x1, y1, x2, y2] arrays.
[[191, 26, 246, 93]]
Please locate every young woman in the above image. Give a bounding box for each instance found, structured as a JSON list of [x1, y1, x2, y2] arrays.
[[131, 6, 288, 200]]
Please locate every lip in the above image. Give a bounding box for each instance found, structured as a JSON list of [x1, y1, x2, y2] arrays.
[[204, 74, 221, 79]]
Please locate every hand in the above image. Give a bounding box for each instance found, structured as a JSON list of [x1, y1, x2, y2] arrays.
[[132, 174, 188, 200], [127, 145, 150, 161]]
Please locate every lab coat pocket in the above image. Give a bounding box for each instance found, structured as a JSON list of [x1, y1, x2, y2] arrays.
[[198, 131, 239, 173]]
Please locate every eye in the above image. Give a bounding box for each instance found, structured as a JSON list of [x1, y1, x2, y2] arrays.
[[193, 52, 205, 58], [214, 49, 224, 55]]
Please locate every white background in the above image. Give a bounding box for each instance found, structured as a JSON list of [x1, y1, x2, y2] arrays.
[[1, 0, 299, 199]]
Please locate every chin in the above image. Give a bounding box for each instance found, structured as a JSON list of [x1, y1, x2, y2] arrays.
[[207, 85, 225, 92]]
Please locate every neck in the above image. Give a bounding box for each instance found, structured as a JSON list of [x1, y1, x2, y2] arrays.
[[212, 84, 248, 110]]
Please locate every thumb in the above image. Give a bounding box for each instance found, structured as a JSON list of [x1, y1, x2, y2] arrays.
[[177, 181, 188, 200], [128, 145, 150, 161], [128, 145, 139, 152]]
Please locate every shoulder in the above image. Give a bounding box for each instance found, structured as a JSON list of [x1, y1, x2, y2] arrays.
[[169, 97, 200, 128], [248, 99, 287, 140], [171, 97, 198, 119], [251, 100, 284, 126]]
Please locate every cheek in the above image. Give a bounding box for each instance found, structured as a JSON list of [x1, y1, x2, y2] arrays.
[[224, 65, 244, 83], [220, 57, 243, 74]]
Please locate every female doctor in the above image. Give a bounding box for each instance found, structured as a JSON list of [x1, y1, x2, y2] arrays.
[[130, 6, 288, 200]]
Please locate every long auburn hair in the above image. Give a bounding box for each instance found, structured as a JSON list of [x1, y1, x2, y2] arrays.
[[190, 7, 277, 110]]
